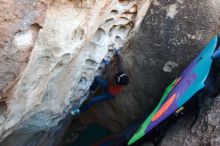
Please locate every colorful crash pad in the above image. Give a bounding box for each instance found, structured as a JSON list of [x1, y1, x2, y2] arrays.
[[128, 35, 220, 145]]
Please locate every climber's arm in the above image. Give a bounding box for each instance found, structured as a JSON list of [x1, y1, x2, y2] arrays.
[[104, 60, 115, 83], [113, 47, 126, 72], [116, 53, 126, 72]]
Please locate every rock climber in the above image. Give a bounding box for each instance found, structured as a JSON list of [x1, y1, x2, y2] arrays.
[[71, 48, 129, 116]]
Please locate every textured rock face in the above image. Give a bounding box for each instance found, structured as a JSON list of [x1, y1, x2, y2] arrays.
[[0, 0, 47, 141], [0, 0, 152, 145]]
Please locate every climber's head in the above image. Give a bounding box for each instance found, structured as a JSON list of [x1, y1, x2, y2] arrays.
[[114, 71, 129, 85]]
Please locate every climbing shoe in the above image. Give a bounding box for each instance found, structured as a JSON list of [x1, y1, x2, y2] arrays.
[[70, 109, 80, 116]]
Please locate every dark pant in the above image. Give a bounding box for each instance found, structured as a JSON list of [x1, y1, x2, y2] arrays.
[[79, 76, 113, 112]]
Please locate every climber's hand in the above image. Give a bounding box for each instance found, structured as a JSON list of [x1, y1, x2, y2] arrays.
[[114, 47, 121, 55], [102, 59, 109, 65]]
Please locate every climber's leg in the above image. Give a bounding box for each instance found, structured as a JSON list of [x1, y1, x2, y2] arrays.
[[79, 93, 113, 112], [90, 76, 108, 92]]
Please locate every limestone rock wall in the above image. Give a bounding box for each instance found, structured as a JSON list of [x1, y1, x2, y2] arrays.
[[0, 0, 152, 144], [0, 0, 47, 141]]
